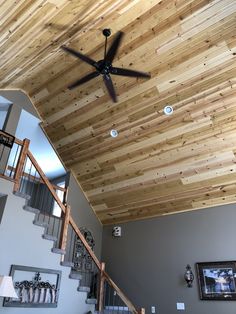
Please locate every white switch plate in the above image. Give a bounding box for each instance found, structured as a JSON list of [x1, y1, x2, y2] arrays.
[[151, 306, 156, 313], [177, 302, 185, 310]]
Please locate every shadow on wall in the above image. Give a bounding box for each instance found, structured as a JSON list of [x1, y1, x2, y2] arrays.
[[0, 194, 7, 224]]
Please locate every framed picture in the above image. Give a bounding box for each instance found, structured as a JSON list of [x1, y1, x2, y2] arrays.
[[0, 130, 15, 148], [196, 261, 236, 300], [3, 265, 61, 308]]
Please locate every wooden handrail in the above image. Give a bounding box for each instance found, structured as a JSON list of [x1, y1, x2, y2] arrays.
[[27, 151, 66, 213], [7, 165, 66, 192], [103, 271, 138, 314], [14, 138, 23, 145]]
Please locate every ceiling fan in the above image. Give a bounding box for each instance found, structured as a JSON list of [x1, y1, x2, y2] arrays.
[[61, 29, 151, 102]]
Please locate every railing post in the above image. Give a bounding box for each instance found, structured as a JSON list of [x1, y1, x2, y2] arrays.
[[98, 262, 105, 312], [13, 138, 30, 192], [59, 204, 71, 251]]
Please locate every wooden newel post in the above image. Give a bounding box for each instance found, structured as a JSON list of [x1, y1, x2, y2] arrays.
[[98, 262, 105, 312], [59, 204, 71, 251], [13, 138, 30, 192]]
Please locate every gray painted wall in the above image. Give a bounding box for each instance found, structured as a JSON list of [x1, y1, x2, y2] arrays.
[[0, 178, 95, 314], [102, 205, 236, 314], [0, 90, 38, 118], [67, 174, 102, 259]]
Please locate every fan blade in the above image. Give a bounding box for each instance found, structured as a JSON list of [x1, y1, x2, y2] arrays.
[[110, 67, 151, 78], [61, 46, 98, 68], [68, 71, 100, 89], [103, 74, 117, 102], [105, 31, 124, 63]]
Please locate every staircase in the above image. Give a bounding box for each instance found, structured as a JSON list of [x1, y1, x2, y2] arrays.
[[0, 130, 145, 314], [0, 179, 95, 314], [14, 186, 98, 307]]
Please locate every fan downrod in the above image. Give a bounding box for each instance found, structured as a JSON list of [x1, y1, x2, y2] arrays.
[[103, 28, 111, 37]]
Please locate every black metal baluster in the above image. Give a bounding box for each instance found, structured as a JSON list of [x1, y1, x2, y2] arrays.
[[19, 156, 27, 194], [55, 218, 61, 248], [27, 161, 34, 198], [52, 215, 56, 238], [9, 144, 19, 178], [3, 146, 10, 176], [35, 174, 43, 210]]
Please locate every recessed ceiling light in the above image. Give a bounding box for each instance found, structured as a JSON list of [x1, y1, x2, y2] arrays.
[[163, 105, 173, 115], [110, 129, 118, 138]]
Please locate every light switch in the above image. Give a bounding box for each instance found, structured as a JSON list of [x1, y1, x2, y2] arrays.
[[177, 302, 185, 310], [151, 306, 156, 313]]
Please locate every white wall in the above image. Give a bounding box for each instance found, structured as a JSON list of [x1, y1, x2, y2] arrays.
[[0, 179, 94, 314]]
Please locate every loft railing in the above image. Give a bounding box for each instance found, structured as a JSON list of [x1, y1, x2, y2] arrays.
[[0, 130, 145, 314]]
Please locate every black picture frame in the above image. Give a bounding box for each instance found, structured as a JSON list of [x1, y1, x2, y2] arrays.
[[3, 265, 62, 308], [0, 129, 15, 148], [196, 261, 236, 300]]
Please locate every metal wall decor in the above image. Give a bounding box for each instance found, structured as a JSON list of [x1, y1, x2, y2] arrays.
[[3, 265, 61, 308], [184, 264, 194, 287], [73, 227, 95, 272]]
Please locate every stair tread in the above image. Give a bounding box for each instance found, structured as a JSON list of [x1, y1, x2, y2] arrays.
[[69, 271, 83, 280], [13, 191, 31, 200], [86, 298, 97, 305], [42, 234, 57, 241], [60, 261, 74, 267], [51, 248, 66, 255], [33, 220, 49, 227], [77, 286, 90, 292], [23, 205, 40, 214]]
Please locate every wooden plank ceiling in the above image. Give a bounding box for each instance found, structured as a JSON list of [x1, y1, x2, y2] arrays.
[[1, 0, 236, 224]]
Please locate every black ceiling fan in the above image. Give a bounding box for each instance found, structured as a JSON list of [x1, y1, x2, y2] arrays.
[[61, 29, 150, 102]]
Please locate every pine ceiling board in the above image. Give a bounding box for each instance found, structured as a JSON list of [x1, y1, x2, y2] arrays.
[[12, 1, 120, 88], [0, 2, 57, 66], [24, 0, 209, 114], [45, 81, 159, 143], [2, 0, 236, 223], [44, 88, 105, 126], [55, 88, 159, 158], [65, 117, 212, 168], [97, 185, 213, 216], [19, 0, 162, 99], [4, 0, 126, 91], [86, 151, 236, 197], [98, 188, 213, 221], [74, 119, 236, 185]]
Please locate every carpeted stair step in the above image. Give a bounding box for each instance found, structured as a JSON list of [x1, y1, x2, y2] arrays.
[[33, 219, 49, 227], [42, 233, 57, 241], [69, 270, 83, 280], [51, 247, 66, 255], [13, 191, 31, 200], [77, 286, 90, 293], [86, 298, 97, 305], [60, 261, 74, 267], [23, 205, 40, 214]]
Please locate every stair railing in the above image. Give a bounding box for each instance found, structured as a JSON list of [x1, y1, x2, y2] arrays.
[[0, 134, 145, 314]]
